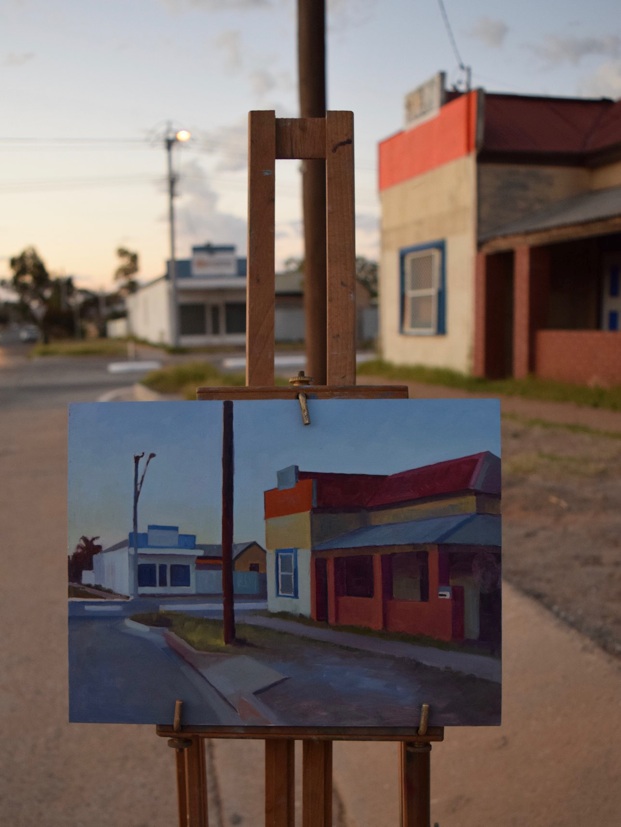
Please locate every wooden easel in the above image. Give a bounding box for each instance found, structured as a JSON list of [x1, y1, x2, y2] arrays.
[[156, 110, 444, 826]]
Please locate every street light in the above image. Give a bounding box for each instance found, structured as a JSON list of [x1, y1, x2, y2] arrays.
[[165, 125, 191, 349], [131, 451, 157, 598]]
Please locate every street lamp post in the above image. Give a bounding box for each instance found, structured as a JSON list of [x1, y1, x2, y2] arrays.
[[131, 451, 156, 598], [165, 125, 191, 350]]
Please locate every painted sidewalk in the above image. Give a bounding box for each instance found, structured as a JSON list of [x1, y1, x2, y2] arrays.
[[243, 614, 501, 683]]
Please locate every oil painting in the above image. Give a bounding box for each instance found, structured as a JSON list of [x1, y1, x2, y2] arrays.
[[68, 398, 501, 730]]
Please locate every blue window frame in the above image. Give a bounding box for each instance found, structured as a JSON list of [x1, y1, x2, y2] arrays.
[[138, 564, 157, 587], [276, 549, 298, 598], [400, 241, 446, 335], [170, 564, 191, 587]]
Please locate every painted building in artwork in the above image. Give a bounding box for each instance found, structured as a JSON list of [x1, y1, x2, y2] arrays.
[[263, 453, 501, 645], [86, 524, 198, 596], [195, 540, 267, 596], [379, 72, 621, 386], [84, 526, 268, 598]]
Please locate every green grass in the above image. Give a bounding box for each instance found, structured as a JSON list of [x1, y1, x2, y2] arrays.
[[358, 359, 621, 411], [502, 412, 621, 440], [141, 361, 246, 399], [32, 338, 131, 358]]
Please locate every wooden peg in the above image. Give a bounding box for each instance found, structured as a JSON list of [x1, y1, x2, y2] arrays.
[[173, 699, 183, 732], [417, 703, 429, 737], [289, 371, 313, 425]]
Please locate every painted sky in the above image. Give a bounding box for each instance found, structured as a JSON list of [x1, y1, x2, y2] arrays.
[[68, 397, 500, 553], [2, 0, 620, 291]]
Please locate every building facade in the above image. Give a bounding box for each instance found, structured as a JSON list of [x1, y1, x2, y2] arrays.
[[263, 453, 501, 646], [379, 72, 621, 386]]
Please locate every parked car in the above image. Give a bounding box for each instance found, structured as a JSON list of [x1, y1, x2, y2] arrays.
[[19, 325, 40, 343]]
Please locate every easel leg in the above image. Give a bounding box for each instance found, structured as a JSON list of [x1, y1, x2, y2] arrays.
[[185, 735, 209, 827], [302, 739, 332, 827], [400, 741, 432, 827], [174, 747, 189, 826], [265, 739, 295, 827]]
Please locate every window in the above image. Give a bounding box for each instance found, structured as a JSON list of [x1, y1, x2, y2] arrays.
[[276, 549, 298, 597], [391, 552, 429, 602], [170, 564, 191, 587], [337, 555, 374, 598], [225, 302, 246, 334], [138, 564, 157, 587], [179, 303, 206, 335], [400, 243, 445, 335]]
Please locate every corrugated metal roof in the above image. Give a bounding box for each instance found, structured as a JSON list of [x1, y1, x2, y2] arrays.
[[313, 513, 501, 551], [480, 185, 621, 241]]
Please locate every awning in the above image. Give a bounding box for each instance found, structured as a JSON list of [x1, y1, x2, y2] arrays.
[[312, 513, 501, 551], [480, 185, 621, 252]]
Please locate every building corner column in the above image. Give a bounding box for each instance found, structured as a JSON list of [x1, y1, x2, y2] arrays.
[[513, 245, 550, 379]]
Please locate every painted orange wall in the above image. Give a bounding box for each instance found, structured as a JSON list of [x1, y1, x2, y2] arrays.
[[379, 90, 479, 191], [264, 478, 314, 520]]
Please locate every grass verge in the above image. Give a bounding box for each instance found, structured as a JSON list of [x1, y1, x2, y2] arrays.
[[32, 339, 131, 358], [141, 362, 245, 399], [358, 359, 621, 411]]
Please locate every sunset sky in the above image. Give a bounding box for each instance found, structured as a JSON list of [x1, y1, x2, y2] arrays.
[[3, 0, 620, 291], [68, 398, 500, 551]]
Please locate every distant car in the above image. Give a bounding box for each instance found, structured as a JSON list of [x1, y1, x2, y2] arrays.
[[19, 325, 40, 343]]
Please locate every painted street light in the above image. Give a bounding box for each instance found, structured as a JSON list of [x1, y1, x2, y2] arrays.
[[131, 451, 156, 598], [165, 125, 191, 350]]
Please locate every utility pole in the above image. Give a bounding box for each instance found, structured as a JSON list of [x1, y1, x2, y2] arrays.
[[298, 0, 327, 384], [221, 400, 236, 644]]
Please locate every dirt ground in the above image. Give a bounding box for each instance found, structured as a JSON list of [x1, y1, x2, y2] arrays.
[[364, 376, 621, 661], [502, 413, 621, 659]]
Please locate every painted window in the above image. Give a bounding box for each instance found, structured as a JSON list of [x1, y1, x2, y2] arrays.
[[137, 563, 157, 587], [170, 564, 191, 587], [337, 555, 374, 598], [276, 549, 298, 598], [400, 242, 446, 335], [391, 552, 429, 602]]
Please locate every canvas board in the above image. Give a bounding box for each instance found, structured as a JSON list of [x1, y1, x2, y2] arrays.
[[68, 398, 502, 729]]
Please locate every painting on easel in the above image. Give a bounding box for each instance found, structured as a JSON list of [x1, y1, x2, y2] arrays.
[[68, 398, 501, 728]]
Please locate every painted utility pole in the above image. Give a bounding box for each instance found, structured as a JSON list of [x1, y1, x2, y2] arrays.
[[131, 451, 156, 598], [221, 400, 236, 644], [298, 0, 327, 383]]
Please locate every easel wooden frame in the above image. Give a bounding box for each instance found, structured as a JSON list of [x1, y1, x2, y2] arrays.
[[156, 110, 444, 826]]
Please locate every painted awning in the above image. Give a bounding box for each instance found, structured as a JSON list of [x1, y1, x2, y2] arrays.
[[312, 513, 501, 552]]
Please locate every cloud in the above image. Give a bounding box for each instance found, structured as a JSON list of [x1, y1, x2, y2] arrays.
[[531, 34, 621, 66], [215, 30, 243, 71], [249, 68, 279, 97], [469, 18, 508, 49], [578, 60, 621, 98], [173, 159, 248, 253], [328, 0, 377, 31], [161, 0, 271, 11], [3, 52, 35, 67], [192, 119, 248, 172]]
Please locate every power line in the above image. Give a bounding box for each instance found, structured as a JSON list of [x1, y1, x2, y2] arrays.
[[436, 0, 471, 90]]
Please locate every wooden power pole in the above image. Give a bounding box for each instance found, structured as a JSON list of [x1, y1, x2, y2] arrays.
[[298, 0, 327, 384]]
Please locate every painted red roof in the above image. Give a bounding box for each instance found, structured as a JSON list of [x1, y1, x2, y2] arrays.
[[481, 94, 621, 157], [297, 451, 500, 510]]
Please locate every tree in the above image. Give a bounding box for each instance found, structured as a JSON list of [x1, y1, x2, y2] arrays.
[[355, 256, 378, 299], [9, 246, 76, 342], [68, 535, 102, 584], [279, 255, 378, 297], [10, 246, 52, 321], [114, 247, 139, 295]]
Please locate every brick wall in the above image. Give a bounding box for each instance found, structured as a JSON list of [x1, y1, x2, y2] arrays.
[[536, 331, 621, 386]]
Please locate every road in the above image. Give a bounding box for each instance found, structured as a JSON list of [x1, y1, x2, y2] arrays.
[[69, 617, 240, 725], [2, 344, 621, 826]]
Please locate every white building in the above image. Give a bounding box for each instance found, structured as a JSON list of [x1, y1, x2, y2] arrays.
[[85, 524, 197, 597]]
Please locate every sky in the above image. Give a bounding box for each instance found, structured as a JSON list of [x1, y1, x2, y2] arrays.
[[67, 397, 500, 552], [2, 0, 621, 292]]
